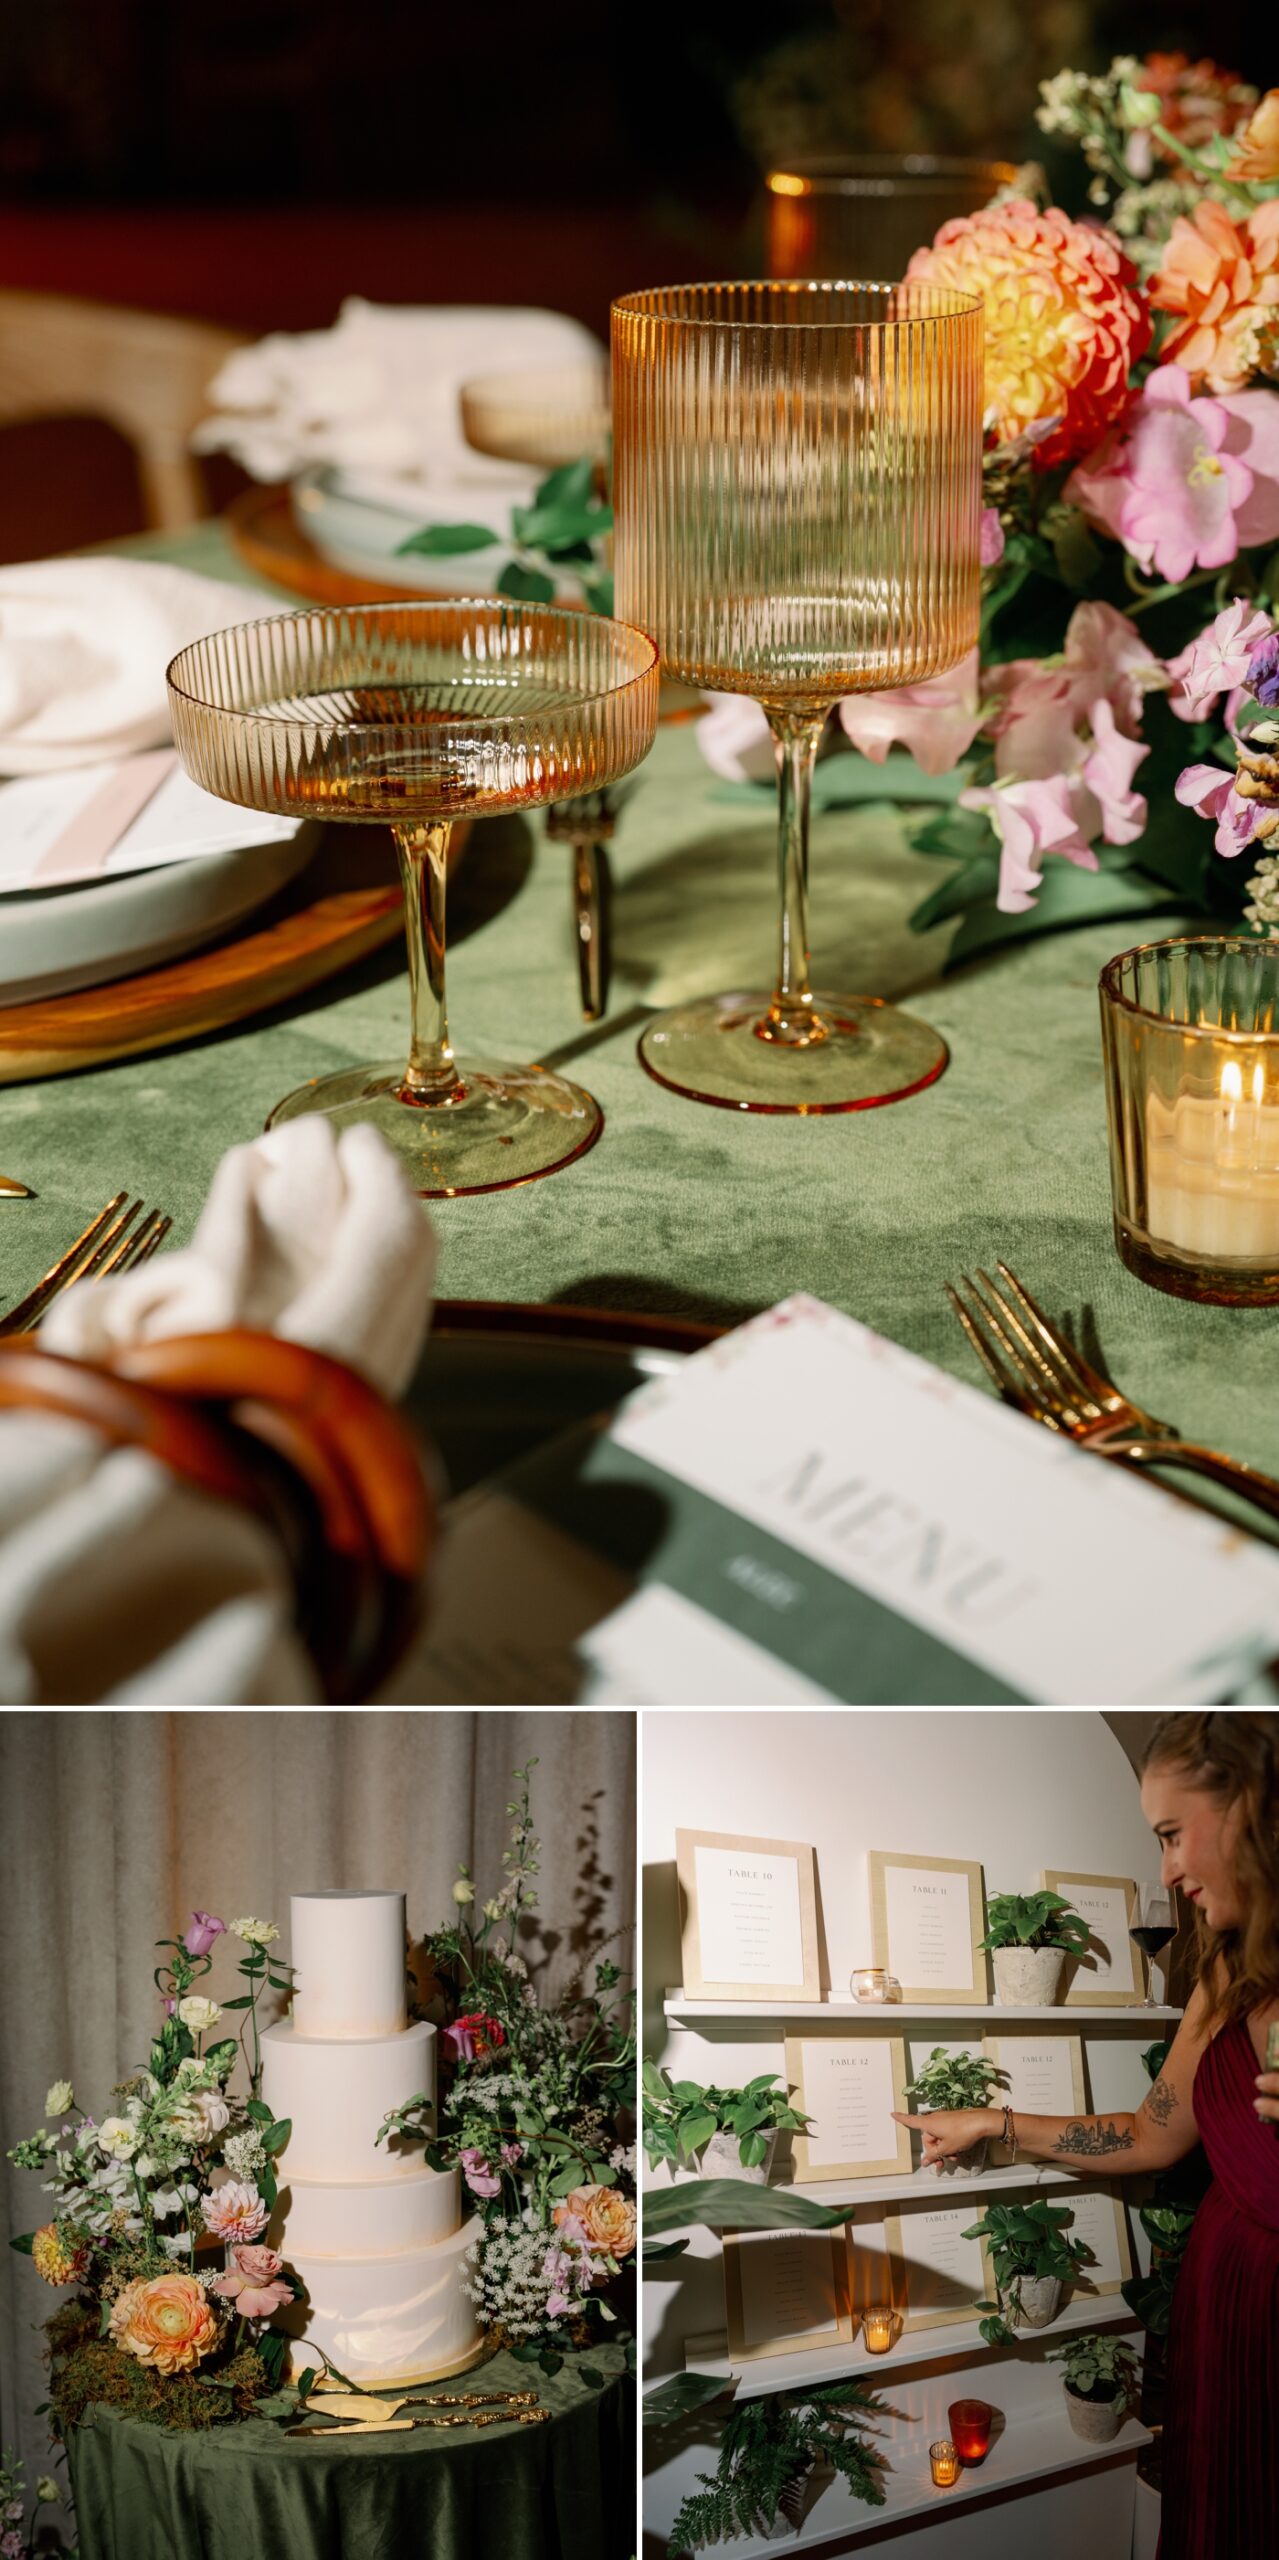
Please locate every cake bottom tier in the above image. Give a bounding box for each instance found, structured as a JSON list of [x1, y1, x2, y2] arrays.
[[274, 2215, 484, 2385]]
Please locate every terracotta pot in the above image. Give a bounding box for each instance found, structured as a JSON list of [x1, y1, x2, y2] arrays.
[[697, 2129, 778, 2186], [1012, 2273, 1062, 2328], [1064, 2385, 1124, 2443], [992, 1946, 1065, 2006]]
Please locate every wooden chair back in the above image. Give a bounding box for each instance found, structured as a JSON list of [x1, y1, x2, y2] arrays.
[[0, 290, 246, 530]]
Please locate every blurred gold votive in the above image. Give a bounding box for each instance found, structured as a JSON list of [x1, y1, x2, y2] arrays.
[[1100, 938, 1279, 1303], [850, 1966, 901, 2003], [929, 2440, 960, 2487], [862, 2307, 896, 2353]]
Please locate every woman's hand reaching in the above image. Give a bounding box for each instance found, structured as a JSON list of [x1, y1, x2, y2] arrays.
[[891, 2106, 1003, 2165]]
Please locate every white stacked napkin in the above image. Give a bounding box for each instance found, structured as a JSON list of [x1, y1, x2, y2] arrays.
[[192, 297, 602, 510], [0, 1122, 436, 1705], [0, 557, 274, 776]]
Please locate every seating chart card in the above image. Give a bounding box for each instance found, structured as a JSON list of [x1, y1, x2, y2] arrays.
[[1065, 2190, 1132, 2294], [887, 2202, 990, 2330], [987, 2033, 1086, 2160], [676, 1828, 820, 2002], [869, 1852, 986, 2004], [1041, 1871, 1140, 2006], [723, 2229, 851, 2365], [786, 2035, 911, 2181]]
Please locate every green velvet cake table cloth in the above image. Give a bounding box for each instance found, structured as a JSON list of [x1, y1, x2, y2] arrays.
[[3, 521, 1278, 1482], [63, 2345, 630, 2560]]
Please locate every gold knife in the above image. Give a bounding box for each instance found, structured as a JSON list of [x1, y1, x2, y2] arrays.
[[0, 1176, 33, 1198]]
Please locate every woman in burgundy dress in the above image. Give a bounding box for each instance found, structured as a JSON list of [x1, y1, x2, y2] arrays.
[[894, 1711, 1279, 2560]]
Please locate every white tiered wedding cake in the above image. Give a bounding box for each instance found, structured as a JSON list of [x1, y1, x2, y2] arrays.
[[261, 1888, 484, 2384]]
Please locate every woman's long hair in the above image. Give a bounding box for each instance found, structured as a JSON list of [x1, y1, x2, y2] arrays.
[[1140, 1712, 1279, 2028]]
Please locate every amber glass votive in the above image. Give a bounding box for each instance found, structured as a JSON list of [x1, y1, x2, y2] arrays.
[[862, 2307, 896, 2353], [850, 1966, 902, 2003], [930, 2440, 960, 2488], [1100, 938, 1279, 1303], [947, 2400, 993, 2464]]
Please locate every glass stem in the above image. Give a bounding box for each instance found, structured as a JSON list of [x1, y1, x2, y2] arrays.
[[395, 820, 460, 1101], [761, 706, 827, 1046]]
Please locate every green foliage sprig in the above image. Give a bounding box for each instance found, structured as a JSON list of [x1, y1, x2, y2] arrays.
[[642, 2063, 812, 2171], [1048, 2328, 1141, 2405], [964, 2196, 1092, 2345], [397, 456, 613, 613], [980, 1890, 1091, 1957], [667, 2379, 886, 2554]]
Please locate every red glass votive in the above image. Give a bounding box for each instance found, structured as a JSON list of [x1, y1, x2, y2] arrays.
[[947, 2400, 993, 2465]]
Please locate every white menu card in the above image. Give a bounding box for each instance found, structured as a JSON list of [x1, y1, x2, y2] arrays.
[[1066, 2190, 1132, 2292], [677, 1828, 819, 2000], [870, 1852, 985, 2003], [1041, 1873, 1139, 2003], [889, 2203, 988, 2329], [724, 2230, 847, 2363], [788, 2036, 911, 2180], [988, 2034, 1086, 2124]]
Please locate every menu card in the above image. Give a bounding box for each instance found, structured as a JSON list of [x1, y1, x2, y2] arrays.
[[693, 1844, 803, 1990], [0, 752, 303, 892], [1043, 1873, 1139, 2003], [988, 2035, 1085, 2123], [1066, 2190, 1132, 2292], [888, 2204, 988, 2329], [788, 2036, 910, 2180], [876, 1858, 982, 2000], [724, 2230, 848, 2363]]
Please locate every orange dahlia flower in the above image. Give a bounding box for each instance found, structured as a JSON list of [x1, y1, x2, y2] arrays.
[[1222, 90, 1279, 185], [108, 2272, 220, 2374], [31, 2223, 90, 2287], [907, 202, 1150, 471], [1151, 199, 1279, 393]]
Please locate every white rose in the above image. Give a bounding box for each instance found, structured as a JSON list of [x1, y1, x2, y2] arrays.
[[35, 2478, 60, 2505], [452, 1878, 476, 1906], [177, 1996, 221, 2032], [99, 2117, 139, 2162], [45, 2080, 75, 2116], [192, 2089, 230, 2138], [229, 1917, 280, 1947]]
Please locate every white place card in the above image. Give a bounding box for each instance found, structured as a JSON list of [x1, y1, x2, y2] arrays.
[[987, 2034, 1086, 2127], [676, 1828, 820, 2002], [888, 2203, 989, 2330], [1066, 2190, 1132, 2294], [0, 753, 302, 894], [1042, 1872, 1139, 2005], [870, 1853, 985, 2004], [723, 2229, 849, 2364], [787, 2035, 911, 2181]]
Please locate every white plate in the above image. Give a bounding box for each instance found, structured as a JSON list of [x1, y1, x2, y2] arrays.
[[0, 830, 318, 1007], [291, 467, 580, 600]]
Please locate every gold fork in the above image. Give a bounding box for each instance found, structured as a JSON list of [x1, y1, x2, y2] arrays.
[[0, 1194, 172, 1341], [947, 1260, 1279, 1529]]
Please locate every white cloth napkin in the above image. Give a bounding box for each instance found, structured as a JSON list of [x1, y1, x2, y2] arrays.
[[192, 297, 602, 507], [0, 1123, 436, 1705], [0, 557, 274, 776]]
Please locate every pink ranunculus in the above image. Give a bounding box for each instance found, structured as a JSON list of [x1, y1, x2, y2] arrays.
[[1166, 600, 1276, 722], [459, 2147, 501, 2200], [959, 776, 1100, 914], [837, 647, 984, 777], [1081, 700, 1150, 845], [184, 1912, 226, 1959], [1066, 368, 1255, 583], [200, 2181, 269, 2245], [694, 692, 778, 783], [1174, 761, 1261, 856], [980, 508, 1006, 567]]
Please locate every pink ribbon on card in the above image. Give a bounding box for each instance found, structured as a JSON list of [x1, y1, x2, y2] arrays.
[[31, 748, 179, 884]]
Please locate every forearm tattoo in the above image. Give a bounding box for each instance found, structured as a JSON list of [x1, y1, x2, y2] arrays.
[[1144, 2074, 1177, 2128], [1052, 2118, 1135, 2157]]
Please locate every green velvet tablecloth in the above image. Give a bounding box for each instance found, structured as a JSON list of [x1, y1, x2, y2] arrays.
[[3, 520, 1279, 1483], [63, 2345, 631, 2560]]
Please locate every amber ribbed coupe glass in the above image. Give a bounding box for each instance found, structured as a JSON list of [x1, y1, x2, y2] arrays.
[[166, 603, 658, 1195], [766, 159, 1018, 284], [612, 281, 983, 1110]]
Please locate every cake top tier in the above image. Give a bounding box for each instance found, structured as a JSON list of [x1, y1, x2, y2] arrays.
[[288, 1890, 408, 2040]]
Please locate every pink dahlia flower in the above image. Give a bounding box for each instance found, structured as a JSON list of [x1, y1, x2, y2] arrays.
[[1066, 368, 1255, 583], [200, 2181, 269, 2245], [1166, 600, 1275, 721]]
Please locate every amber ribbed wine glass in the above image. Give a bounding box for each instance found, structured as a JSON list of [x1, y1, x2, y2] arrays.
[[166, 603, 658, 1194], [612, 281, 983, 1110]]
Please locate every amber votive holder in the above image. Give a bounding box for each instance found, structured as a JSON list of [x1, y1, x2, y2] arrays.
[[862, 2307, 897, 2354], [947, 2400, 993, 2465], [850, 1966, 902, 2004], [1100, 938, 1279, 1304], [929, 2440, 961, 2488]]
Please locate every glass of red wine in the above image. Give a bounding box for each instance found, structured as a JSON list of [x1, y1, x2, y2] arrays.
[[1130, 1884, 1175, 2009]]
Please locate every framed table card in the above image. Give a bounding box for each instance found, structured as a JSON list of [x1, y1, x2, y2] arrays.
[[886, 2202, 990, 2330], [869, 1852, 986, 2005], [1065, 2190, 1133, 2294], [1041, 1870, 1140, 2007], [723, 2229, 852, 2365], [786, 2034, 912, 2181], [987, 2032, 1086, 2160], [676, 1829, 820, 2001]]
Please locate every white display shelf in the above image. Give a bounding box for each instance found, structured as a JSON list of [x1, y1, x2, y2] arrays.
[[683, 2292, 1140, 2398], [649, 2403, 1150, 2557], [664, 1991, 1178, 2026], [690, 2162, 1089, 2213]]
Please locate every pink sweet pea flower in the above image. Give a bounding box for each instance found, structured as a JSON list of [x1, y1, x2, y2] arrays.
[[499, 2142, 523, 2166], [959, 776, 1100, 914], [1059, 601, 1162, 735], [979, 508, 1006, 567], [1066, 368, 1254, 583], [695, 692, 778, 782], [1220, 390, 1279, 549], [1167, 600, 1275, 721], [1081, 700, 1150, 844], [837, 647, 984, 776], [184, 1912, 226, 1959], [459, 2147, 501, 2199], [1174, 762, 1261, 856]]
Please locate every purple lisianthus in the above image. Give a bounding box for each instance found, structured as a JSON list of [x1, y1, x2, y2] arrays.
[[1246, 635, 1279, 708], [184, 1911, 226, 1958]]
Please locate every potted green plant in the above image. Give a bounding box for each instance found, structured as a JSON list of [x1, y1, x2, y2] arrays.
[[901, 2046, 1009, 2173], [642, 2061, 812, 2186], [980, 1890, 1091, 2006], [1048, 2331, 1141, 2443], [964, 2196, 1092, 2338]]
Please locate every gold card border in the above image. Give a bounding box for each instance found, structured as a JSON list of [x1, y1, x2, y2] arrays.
[[985, 2030, 1086, 2163], [785, 2032, 912, 2182], [722, 2226, 853, 2366], [1041, 1869, 1142, 2008], [677, 1827, 820, 2003], [883, 2203, 993, 2332], [868, 1850, 986, 2005]]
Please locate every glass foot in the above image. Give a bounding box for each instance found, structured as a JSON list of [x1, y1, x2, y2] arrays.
[[637, 991, 948, 1112], [266, 1055, 603, 1197]]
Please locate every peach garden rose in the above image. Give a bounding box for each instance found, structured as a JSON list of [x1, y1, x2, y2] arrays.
[[109, 2272, 220, 2374], [554, 2185, 637, 2259]]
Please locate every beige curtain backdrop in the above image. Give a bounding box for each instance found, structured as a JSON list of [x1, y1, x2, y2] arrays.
[[0, 1708, 635, 2502]]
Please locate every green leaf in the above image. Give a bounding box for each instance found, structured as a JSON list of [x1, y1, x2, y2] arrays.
[[262, 2117, 292, 2156], [245, 2099, 273, 2122], [644, 2181, 862, 2236], [643, 2371, 729, 2427], [577, 2365, 605, 2389], [810, 749, 973, 811], [582, 574, 614, 617], [642, 2238, 691, 2263], [909, 851, 1001, 934], [10, 2232, 35, 2254], [676, 2111, 718, 2160], [203, 2039, 238, 2082], [259, 2162, 278, 2211], [945, 858, 1178, 969], [512, 498, 611, 552], [534, 456, 595, 513], [396, 522, 500, 557], [1048, 509, 1103, 591], [219, 1995, 255, 2011], [497, 562, 558, 604]]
